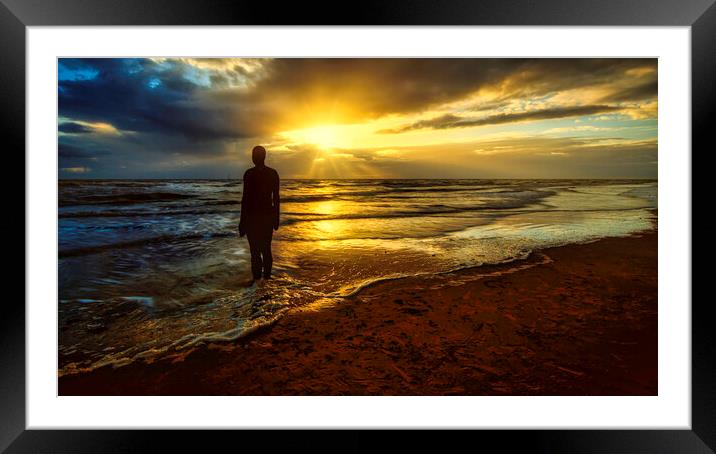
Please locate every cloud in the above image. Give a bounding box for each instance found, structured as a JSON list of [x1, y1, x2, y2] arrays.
[[59, 58, 263, 142], [239, 58, 657, 129], [59, 122, 95, 134], [601, 80, 658, 102], [61, 166, 91, 174], [542, 125, 612, 134], [59, 121, 121, 135], [58, 140, 114, 164], [379, 105, 622, 133]]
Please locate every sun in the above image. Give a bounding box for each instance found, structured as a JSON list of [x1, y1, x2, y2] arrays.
[[281, 124, 353, 150], [305, 126, 342, 148]]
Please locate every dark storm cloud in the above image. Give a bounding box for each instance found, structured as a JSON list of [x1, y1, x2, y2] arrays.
[[492, 59, 656, 100], [59, 142, 111, 158], [59, 58, 260, 142], [379, 105, 622, 133], [251, 58, 524, 116], [59, 142, 93, 158], [59, 122, 94, 134], [238, 58, 656, 125]]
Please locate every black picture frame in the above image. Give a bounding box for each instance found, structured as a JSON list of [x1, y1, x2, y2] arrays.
[[4, 0, 710, 451]]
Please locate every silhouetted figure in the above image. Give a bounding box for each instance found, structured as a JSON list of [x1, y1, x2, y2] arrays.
[[239, 146, 280, 281]]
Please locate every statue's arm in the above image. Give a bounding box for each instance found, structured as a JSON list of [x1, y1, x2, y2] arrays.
[[238, 175, 248, 236], [273, 172, 280, 230]]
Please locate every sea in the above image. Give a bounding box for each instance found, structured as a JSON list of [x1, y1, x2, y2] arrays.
[[58, 179, 657, 375]]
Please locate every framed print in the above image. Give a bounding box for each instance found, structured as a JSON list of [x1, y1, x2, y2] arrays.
[[5, 0, 711, 451]]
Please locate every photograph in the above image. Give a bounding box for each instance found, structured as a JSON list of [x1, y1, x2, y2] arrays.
[[55, 57, 659, 396]]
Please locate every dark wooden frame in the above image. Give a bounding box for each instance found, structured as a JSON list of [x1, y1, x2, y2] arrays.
[[3, 0, 710, 451]]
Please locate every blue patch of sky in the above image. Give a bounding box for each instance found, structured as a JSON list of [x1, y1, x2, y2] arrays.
[[516, 93, 556, 110], [148, 78, 162, 89], [450, 115, 657, 142], [58, 62, 99, 81], [519, 116, 657, 140]]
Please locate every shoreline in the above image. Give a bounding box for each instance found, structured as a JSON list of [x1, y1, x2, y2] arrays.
[[59, 230, 657, 396]]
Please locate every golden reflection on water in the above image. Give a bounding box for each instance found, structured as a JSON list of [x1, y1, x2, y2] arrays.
[[314, 199, 344, 215], [307, 199, 355, 241]]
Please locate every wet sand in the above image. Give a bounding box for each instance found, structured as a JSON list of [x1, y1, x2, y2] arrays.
[[59, 231, 657, 396]]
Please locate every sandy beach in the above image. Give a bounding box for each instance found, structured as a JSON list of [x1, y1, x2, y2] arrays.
[[59, 230, 657, 396]]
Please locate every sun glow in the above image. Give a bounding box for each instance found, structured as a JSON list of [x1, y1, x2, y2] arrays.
[[282, 125, 352, 150]]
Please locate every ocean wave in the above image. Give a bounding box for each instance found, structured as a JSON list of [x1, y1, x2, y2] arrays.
[[58, 309, 287, 377], [59, 231, 236, 257], [60, 191, 198, 207], [59, 207, 242, 219], [59, 188, 553, 220], [60, 184, 550, 209]]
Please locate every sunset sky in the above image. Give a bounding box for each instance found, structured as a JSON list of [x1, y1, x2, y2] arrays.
[[58, 58, 657, 179]]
